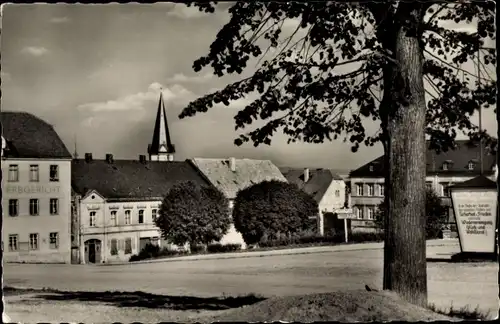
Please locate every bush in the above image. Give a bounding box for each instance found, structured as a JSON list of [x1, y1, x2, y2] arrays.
[[129, 244, 188, 262], [190, 244, 206, 254], [233, 180, 319, 245], [155, 180, 231, 248], [375, 188, 448, 239], [207, 243, 242, 253], [129, 254, 141, 262], [349, 232, 385, 243]]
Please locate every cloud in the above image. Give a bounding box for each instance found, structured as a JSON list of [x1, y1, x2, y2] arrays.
[[21, 46, 49, 57], [50, 16, 70, 24], [77, 82, 195, 113], [166, 3, 208, 19], [166, 72, 213, 84]]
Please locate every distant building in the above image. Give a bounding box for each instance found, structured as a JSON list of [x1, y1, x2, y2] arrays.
[[189, 157, 287, 248], [70, 93, 214, 264], [281, 168, 350, 236], [71, 154, 211, 264], [1, 111, 73, 263], [349, 140, 497, 232]]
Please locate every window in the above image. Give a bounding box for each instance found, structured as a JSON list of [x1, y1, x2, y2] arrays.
[[138, 210, 144, 224], [335, 190, 340, 197], [110, 239, 118, 255], [8, 234, 18, 251], [367, 184, 374, 196], [29, 233, 39, 250], [8, 165, 19, 182], [49, 165, 59, 181], [49, 232, 59, 249], [50, 198, 59, 215], [426, 182, 433, 191], [151, 209, 157, 223], [468, 162, 475, 170], [8, 199, 18, 217], [29, 199, 39, 216], [443, 183, 453, 197], [89, 211, 96, 227], [125, 210, 131, 225], [29, 165, 39, 182], [442, 162, 448, 171], [378, 184, 385, 196], [354, 206, 363, 219], [124, 237, 132, 254], [354, 206, 364, 219], [356, 184, 363, 196], [367, 207, 375, 220], [110, 211, 117, 226]]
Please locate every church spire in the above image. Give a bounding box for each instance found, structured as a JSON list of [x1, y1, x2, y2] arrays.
[[148, 90, 175, 161]]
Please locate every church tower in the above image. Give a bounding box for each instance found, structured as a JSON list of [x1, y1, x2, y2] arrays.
[[148, 91, 175, 161]]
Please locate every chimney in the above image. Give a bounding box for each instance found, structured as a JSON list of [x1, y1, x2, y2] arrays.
[[229, 157, 236, 172], [106, 154, 114, 164], [139, 155, 147, 164], [304, 168, 310, 183], [84, 153, 92, 163]]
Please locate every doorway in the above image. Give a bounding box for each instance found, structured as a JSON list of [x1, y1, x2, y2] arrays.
[[84, 239, 102, 264]]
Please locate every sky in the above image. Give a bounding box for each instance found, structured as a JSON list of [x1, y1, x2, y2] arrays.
[[1, 3, 497, 171]]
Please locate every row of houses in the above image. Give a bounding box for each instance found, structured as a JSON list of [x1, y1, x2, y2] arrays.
[[2, 93, 496, 264]]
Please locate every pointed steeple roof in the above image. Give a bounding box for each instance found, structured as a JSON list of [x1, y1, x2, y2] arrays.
[[148, 91, 175, 156]]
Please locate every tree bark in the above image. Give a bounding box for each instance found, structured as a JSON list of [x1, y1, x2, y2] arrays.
[[380, 4, 428, 307]]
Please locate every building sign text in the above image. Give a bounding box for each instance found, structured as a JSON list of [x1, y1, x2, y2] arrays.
[[5, 185, 60, 195]]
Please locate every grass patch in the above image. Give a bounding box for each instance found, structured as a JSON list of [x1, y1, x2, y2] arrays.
[[428, 303, 491, 320]]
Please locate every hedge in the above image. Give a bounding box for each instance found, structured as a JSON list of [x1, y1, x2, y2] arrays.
[[129, 242, 242, 262]]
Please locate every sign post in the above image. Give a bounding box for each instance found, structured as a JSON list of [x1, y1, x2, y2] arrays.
[[449, 175, 498, 261], [335, 208, 354, 243]]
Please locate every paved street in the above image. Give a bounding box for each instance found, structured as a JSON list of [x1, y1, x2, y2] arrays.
[[4, 241, 498, 318]]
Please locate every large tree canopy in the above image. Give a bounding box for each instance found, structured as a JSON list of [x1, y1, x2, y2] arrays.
[[232, 180, 319, 245], [180, 2, 496, 153], [178, 1, 496, 308], [155, 180, 231, 248]]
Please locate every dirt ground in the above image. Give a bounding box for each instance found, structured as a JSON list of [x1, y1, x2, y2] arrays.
[[4, 241, 498, 322], [3, 288, 456, 323]]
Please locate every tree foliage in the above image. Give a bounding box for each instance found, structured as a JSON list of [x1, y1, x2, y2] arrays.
[[155, 180, 231, 247], [177, 1, 496, 307], [232, 180, 319, 245], [180, 2, 496, 153], [374, 188, 448, 239]]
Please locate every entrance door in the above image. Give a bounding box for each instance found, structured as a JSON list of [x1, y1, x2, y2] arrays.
[[85, 239, 102, 264]]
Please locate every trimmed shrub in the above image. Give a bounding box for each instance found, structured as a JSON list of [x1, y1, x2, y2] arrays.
[[207, 243, 242, 253], [190, 244, 206, 254], [129, 254, 141, 262], [233, 180, 319, 245]]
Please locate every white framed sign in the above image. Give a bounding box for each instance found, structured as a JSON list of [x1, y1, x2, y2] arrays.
[[451, 189, 497, 253]]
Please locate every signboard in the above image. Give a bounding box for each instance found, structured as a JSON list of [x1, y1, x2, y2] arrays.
[[333, 208, 355, 219], [4, 185, 60, 195], [451, 189, 497, 253]]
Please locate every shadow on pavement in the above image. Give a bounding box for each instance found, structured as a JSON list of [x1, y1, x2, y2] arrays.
[[3, 287, 266, 311]]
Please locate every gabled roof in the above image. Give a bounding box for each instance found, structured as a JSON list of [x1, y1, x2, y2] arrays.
[[190, 158, 287, 199], [281, 168, 344, 203], [1, 111, 72, 159], [350, 140, 497, 178], [450, 175, 497, 190], [71, 159, 211, 200], [148, 93, 175, 156]]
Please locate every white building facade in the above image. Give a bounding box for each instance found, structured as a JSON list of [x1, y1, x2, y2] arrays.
[[1, 112, 73, 263]]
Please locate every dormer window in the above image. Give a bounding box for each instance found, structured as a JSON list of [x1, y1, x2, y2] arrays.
[[369, 165, 374, 172], [442, 163, 448, 171], [467, 161, 475, 170]]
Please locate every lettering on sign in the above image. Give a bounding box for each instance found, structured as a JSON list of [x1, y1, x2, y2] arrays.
[[451, 189, 497, 253], [5, 185, 60, 195], [86, 204, 101, 210]]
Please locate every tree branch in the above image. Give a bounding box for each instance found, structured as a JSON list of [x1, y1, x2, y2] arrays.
[[423, 49, 491, 82]]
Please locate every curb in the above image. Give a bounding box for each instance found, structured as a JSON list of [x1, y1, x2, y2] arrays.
[[100, 239, 459, 266]]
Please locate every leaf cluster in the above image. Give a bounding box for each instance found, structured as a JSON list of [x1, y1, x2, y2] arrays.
[[232, 180, 319, 245], [155, 180, 231, 246], [180, 2, 497, 153]]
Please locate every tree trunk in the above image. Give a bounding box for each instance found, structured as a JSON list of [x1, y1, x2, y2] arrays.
[[380, 5, 428, 308]]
